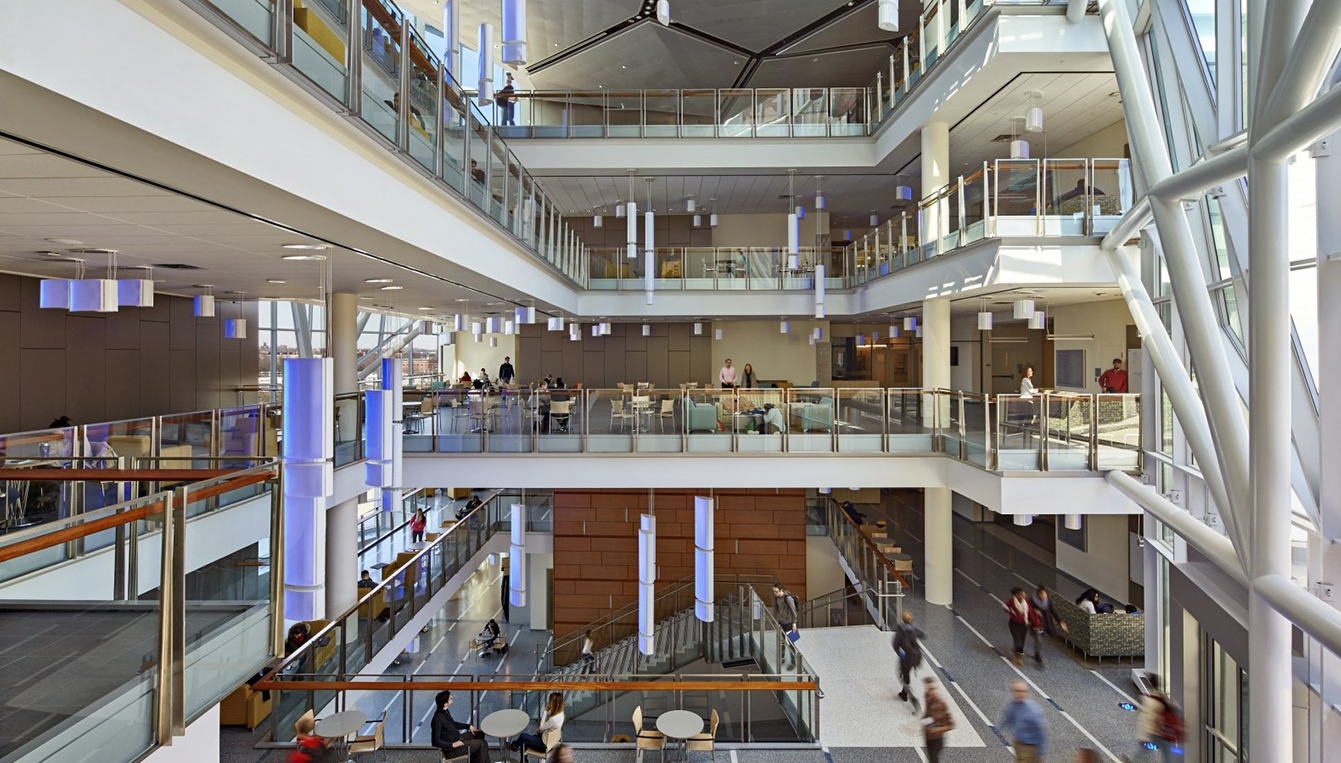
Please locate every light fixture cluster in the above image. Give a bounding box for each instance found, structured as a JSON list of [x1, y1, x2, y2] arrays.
[[39, 251, 155, 314]]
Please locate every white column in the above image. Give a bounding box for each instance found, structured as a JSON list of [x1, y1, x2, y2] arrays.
[[528, 553, 553, 631], [922, 296, 953, 605], [1315, 130, 1341, 759], [325, 497, 359, 615], [922, 123, 950, 253]]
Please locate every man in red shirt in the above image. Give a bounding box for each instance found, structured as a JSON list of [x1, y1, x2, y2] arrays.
[[1098, 358, 1128, 393]]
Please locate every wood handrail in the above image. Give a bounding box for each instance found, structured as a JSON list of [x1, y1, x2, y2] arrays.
[[0, 468, 243, 481], [253, 679, 818, 692], [828, 497, 910, 587]]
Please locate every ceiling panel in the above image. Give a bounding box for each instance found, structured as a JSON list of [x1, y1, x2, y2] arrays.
[[671, 0, 848, 53], [529, 22, 748, 90], [536, 173, 903, 217], [778, 2, 910, 55], [747, 44, 899, 88]]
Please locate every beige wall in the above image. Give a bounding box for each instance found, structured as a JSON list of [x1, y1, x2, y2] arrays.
[[1045, 298, 1134, 393], [0, 272, 259, 432], [516, 322, 714, 388], [1054, 119, 1129, 158], [950, 314, 983, 392], [446, 333, 519, 381], [710, 213, 824, 249], [1055, 514, 1133, 603], [711, 320, 820, 387]]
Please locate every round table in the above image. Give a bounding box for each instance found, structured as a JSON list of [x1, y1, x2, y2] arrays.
[[408, 540, 432, 551], [314, 710, 367, 763], [480, 708, 530, 762], [656, 710, 705, 762]]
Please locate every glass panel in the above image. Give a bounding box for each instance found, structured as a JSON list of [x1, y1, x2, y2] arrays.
[[535, 389, 582, 452], [586, 389, 634, 452], [1091, 158, 1136, 235], [1041, 159, 1089, 236], [1095, 394, 1142, 470], [290, 0, 348, 99], [644, 89, 679, 138], [360, 0, 402, 144], [993, 159, 1041, 236], [486, 388, 533, 452], [718, 90, 754, 137], [1043, 394, 1092, 471], [465, 107, 489, 209], [489, 131, 509, 224], [754, 89, 790, 137], [1181, 0, 1216, 77], [684, 388, 734, 452], [681, 89, 717, 138], [160, 410, 214, 469], [569, 92, 605, 138], [524, 91, 568, 138], [787, 388, 834, 453], [442, 83, 468, 192], [835, 389, 883, 452], [406, 27, 439, 170], [828, 88, 868, 136], [792, 88, 828, 137], [729, 388, 785, 453], [207, 0, 275, 44], [606, 90, 642, 138], [747, 247, 781, 290], [887, 389, 935, 451]]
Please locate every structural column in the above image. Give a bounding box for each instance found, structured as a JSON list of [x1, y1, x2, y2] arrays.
[[921, 123, 950, 252], [326, 292, 360, 617], [922, 296, 953, 606]]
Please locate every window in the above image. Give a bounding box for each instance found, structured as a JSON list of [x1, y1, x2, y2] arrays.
[[1181, 0, 1216, 78], [1160, 389, 1174, 457], [1206, 196, 1232, 280], [1204, 635, 1247, 762]]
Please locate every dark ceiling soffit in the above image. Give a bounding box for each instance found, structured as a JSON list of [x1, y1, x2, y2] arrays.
[[732, 56, 764, 89], [758, 0, 883, 57], [526, 16, 644, 73]]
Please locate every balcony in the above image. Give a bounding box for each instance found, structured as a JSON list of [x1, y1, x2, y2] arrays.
[[587, 158, 1133, 293]]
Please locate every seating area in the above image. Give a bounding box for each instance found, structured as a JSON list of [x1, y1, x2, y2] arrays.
[[1049, 590, 1144, 662]]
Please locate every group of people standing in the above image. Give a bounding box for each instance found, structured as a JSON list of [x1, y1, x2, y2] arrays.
[[717, 358, 758, 388]]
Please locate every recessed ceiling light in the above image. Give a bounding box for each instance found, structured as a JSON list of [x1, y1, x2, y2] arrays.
[[365, 278, 394, 283], [380, 285, 404, 290], [282, 243, 329, 250], [418, 306, 434, 311], [267, 279, 287, 284], [282, 254, 327, 261], [455, 298, 471, 302], [46, 238, 84, 246], [359, 296, 374, 300]]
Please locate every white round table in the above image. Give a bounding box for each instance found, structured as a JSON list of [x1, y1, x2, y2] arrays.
[[656, 710, 705, 762], [480, 708, 530, 762], [314, 710, 366, 762]]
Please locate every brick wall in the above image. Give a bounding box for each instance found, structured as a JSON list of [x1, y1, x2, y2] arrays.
[[552, 488, 807, 640]]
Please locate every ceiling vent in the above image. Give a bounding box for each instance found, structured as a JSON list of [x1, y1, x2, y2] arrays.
[[159, 263, 205, 270], [992, 134, 1014, 143]]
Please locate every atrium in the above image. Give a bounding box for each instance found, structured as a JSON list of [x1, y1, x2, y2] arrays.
[[0, 1, 1336, 762]]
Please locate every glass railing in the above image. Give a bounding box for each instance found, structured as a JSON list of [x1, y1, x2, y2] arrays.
[[182, 0, 587, 286], [400, 386, 1142, 474], [0, 464, 282, 763], [814, 493, 909, 618]]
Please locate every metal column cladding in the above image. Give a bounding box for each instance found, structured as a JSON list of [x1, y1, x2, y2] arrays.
[[695, 496, 714, 622], [638, 514, 657, 655], [282, 357, 333, 620], [510, 503, 527, 606]]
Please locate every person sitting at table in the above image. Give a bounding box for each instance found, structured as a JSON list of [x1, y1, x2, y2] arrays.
[[456, 495, 483, 520], [432, 690, 489, 763], [459, 370, 473, 384], [511, 692, 565, 753], [357, 569, 376, 589], [383, 92, 425, 131], [469, 159, 486, 185], [761, 402, 785, 434]]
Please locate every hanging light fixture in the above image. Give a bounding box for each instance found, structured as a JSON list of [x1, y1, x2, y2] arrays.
[[1014, 514, 1034, 527], [1012, 298, 1035, 319], [454, 314, 466, 332], [686, 195, 696, 213], [645, 177, 656, 305], [869, 212, 879, 227], [977, 299, 993, 331], [1063, 514, 1083, 531], [813, 326, 823, 341], [569, 323, 581, 341], [225, 301, 248, 339], [786, 169, 799, 257], [693, 322, 704, 336], [1025, 90, 1044, 133], [626, 170, 638, 258], [548, 316, 565, 331], [476, 24, 495, 105], [642, 323, 652, 336], [714, 327, 723, 341], [593, 207, 604, 228], [615, 199, 626, 218], [709, 197, 719, 227], [504, 319, 516, 335], [510, 502, 527, 605], [903, 315, 917, 331], [694, 496, 714, 622], [814, 175, 826, 210], [814, 264, 826, 318], [118, 264, 154, 308], [194, 286, 216, 318], [525, 306, 537, 324], [692, 213, 702, 228], [1029, 309, 1047, 331], [656, 0, 670, 26], [71, 251, 119, 313], [638, 513, 657, 655], [1009, 117, 1030, 159], [780, 320, 789, 334], [489, 336, 499, 347], [487, 316, 501, 333], [501, 0, 527, 65], [889, 323, 900, 338], [877, 0, 900, 32]]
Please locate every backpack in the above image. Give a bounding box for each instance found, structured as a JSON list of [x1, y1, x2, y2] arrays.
[[1159, 697, 1185, 743]]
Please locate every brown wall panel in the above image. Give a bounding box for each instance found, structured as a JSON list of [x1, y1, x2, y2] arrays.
[[19, 278, 66, 349], [106, 349, 141, 417], [20, 349, 67, 431], [551, 488, 807, 640], [65, 316, 108, 425], [0, 312, 20, 430], [0, 274, 19, 312]]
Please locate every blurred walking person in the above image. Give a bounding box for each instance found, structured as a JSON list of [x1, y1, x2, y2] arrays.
[[1029, 586, 1068, 667], [892, 611, 926, 709], [1005, 587, 1041, 667], [1000, 680, 1048, 763], [1129, 674, 1182, 762], [922, 676, 955, 762]]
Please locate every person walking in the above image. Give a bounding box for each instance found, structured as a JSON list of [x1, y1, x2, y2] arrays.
[[892, 611, 926, 708], [1131, 674, 1181, 762], [410, 508, 427, 543], [1000, 680, 1048, 763], [922, 676, 955, 763], [501, 571, 511, 621], [579, 630, 596, 674], [498, 356, 516, 385], [1005, 587, 1041, 667], [1029, 586, 1068, 667]]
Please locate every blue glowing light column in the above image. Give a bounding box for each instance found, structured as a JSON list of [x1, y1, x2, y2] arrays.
[[510, 503, 527, 607], [695, 496, 714, 622], [367, 359, 403, 513], [637, 514, 656, 655], [283, 357, 333, 620]]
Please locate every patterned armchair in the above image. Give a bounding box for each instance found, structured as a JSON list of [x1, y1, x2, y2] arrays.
[[1051, 591, 1144, 662]]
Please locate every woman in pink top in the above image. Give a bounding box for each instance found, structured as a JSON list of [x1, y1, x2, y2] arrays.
[[410, 508, 428, 542]]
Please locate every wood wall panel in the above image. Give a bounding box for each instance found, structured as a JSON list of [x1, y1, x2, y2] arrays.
[[0, 275, 257, 430], [518, 323, 714, 389], [551, 488, 807, 640]]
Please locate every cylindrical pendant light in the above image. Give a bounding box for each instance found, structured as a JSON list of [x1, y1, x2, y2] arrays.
[[978, 311, 993, 330], [510, 503, 528, 606], [889, 324, 900, 338], [694, 496, 714, 622], [692, 214, 702, 228], [709, 213, 719, 227], [787, 213, 799, 254], [489, 336, 499, 347], [1025, 90, 1044, 133], [487, 316, 500, 333], [626, 200, 639, 258], [795, 204, 806, 220], [903, 315, 917, 331], [1010, 139, 1030, 159], [878, 0, 900, 32], [814, 264, 826, 319], [645, 249, 655, 305], [1014, 514, 1033, 527], [637, 514, 657, 655], [642, 324, 652, 336], [813, 326, 823, 341], [869, 213, 879, 227], [714, 328, 723, 341], [476, 24, 494, 105], [656, 0, 670, 25], [1029, 310, 1047, 330], [501, 0, 527, 65], [1012, 299, 1035, 319], [616, 200, 626, 218], [454, 314, 466, 332], [686, 197, 696, 213], [693, 322, 704, 336], [593, 213, 603, 228], [780, 320, 789, 334], [1063, 514, 1083, 531]]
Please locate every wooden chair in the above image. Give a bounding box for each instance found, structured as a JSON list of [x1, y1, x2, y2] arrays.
[[349, 716, 385, 761], [294, 708, 315, 738], [633, 705, 664, 763], [523, 728, 561, 759], [686, 708, 719, 761]]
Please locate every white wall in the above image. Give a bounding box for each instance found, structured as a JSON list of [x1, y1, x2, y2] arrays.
[[806, 536, 847, 598], [528, 552, 553, 631], [711, 320, 819, 387], [1055, 514, 1132, 603], [950, 314, 982, 391], [447, 333, 519, 380], [1046, 298, 1133, 393]]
